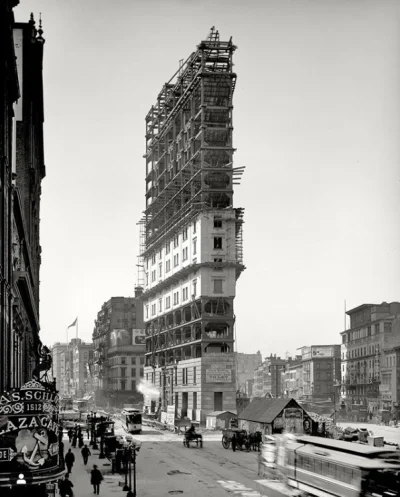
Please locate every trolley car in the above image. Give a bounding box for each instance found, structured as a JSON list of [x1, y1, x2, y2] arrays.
[[278, 435, 400, 497], [121, 408, 142, 434]]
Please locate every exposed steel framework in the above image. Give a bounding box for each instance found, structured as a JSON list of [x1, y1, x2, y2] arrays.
[[143, 28, 244, 258]]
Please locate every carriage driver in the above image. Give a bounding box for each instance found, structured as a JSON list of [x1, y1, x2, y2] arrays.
[[187, 424, 196, 438]]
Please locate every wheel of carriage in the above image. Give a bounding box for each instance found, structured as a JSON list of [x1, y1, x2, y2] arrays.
[[222, 436, 231, 449]]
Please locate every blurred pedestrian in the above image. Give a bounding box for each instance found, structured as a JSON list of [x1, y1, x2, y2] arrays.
[[90, 464, 103, 495], [72, 431, 77, 448], [81, 444, 91, 465], [59, 474, 74, 497], [67, 428, 73, 443], [231, 432, 237, 452], [65, 448, 75, 474]]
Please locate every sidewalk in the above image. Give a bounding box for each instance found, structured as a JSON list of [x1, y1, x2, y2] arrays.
[[63, 435, 125, 497]]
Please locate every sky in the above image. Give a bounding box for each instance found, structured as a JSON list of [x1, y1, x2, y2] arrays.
[[14, 0, 400, 358]]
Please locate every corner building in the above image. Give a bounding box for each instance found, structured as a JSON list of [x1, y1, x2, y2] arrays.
[[141, 29, 245, 424]]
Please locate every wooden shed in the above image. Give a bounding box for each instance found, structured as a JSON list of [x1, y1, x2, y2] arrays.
[[206, 410, 237, 430], [238, 398, 311, 436]]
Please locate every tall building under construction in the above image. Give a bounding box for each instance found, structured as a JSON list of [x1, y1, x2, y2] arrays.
[[141, 29, 245, 423]]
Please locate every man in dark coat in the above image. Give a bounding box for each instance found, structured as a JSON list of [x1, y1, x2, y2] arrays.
[[90, 464, 103, 495], [231, 432, 237, 452], [59, 474, 74, 497], [81, 444, 91, 465], [65, 448, 75, 474], [67, 428, 73, 443]]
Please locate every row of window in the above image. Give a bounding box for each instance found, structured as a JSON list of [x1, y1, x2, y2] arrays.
[[108, 356, 145, 366], [342, 344, 380, 360], [109, 380, 137, 391], [342, 322, 392, 344], [109, 367, 144, 378], [145, 366, 197, 385], [145, 278, 225, 318], [288, 451, 361, 485], [148, 217, 225, 266]]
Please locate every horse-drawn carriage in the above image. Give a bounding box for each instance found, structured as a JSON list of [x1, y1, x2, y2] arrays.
[[221, 428, 262, 451], [183, 430, 203, 448]]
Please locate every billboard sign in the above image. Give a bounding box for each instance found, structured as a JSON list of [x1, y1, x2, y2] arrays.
[[0, 379, 64, 486], [133, 329, 146, 345], [312, 347, 334, 358], [206, 369, 232, 383]]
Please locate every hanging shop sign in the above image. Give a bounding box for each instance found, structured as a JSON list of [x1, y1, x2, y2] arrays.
[[0, 379, 64, 486]]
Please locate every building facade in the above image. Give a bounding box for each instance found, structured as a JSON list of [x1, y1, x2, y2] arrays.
[[92, 292, 145, 407], [263, 354, 287, 397], [236, 351, 262, 394], [69, 338, 94, 398], [341, 302, 400, 413], [141, 29, 245, 423], [0, 5, 46, 392], [253, 363, 264, 397], [51, 341, 68, 395], [281, 355, 303, 399], [300, 344, 341, 402]]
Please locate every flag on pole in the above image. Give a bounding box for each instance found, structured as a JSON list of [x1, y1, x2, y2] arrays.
[[68, 318, 77, 328]]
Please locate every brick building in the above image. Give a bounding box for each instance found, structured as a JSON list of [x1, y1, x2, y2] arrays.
[[0, 5, 47, 392], [92, 291, 145, 407], [300, 344, 341, 402], [281, 355, 303, 399], [341, 302, 400, 414], [235, 351, 262, 394]]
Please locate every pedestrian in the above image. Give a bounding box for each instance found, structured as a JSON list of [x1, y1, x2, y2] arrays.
[[90, 464, 103, 495], [87, 426, 90, 439], [81, 444, 91, 465], [72, 432, 77, 448], [59, 474, 74, 497], [67, 428, 73, 443], [60, 440, 65, 466], [231, 432, 237, 452], [65, 448, 75, 474], [78, 433, 84, 448]]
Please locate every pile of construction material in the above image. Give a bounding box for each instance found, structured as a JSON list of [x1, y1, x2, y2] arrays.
[[308, 412, 344, 439]]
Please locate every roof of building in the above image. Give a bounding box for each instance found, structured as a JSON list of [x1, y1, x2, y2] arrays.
[[207, 410, 237, 417], [238, 397, 302, 423]]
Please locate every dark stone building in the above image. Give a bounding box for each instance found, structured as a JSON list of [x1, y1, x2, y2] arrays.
[[92, 290, 145, 408], [0, 2, 46, 392]]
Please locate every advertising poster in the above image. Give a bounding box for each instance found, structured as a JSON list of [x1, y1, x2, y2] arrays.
[[0, 379, 64, 486], [133, 329, 146, 345]]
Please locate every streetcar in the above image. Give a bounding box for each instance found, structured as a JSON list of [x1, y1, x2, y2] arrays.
[[121, 408, 142, 434], [277, 435, 400, 497]]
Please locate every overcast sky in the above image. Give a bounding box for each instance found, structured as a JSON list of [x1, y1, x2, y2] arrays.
[[15, 0, 400, 358]]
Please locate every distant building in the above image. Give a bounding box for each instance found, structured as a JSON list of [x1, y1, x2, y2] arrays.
[[235, 351, 262, 393], [341, 302, 400, 413], [69, 338, 94, 398], [51, 342, 68, 395], [281, 355, 303, 399], [300, 344, 341, 402], [263, 354, 287, 397], [253, 364, 264, 397], [92, 291, 145, 407], [245, 379, 254, 398]]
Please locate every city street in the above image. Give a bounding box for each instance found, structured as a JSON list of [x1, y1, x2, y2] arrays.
[[62, 427, 291, 497]]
